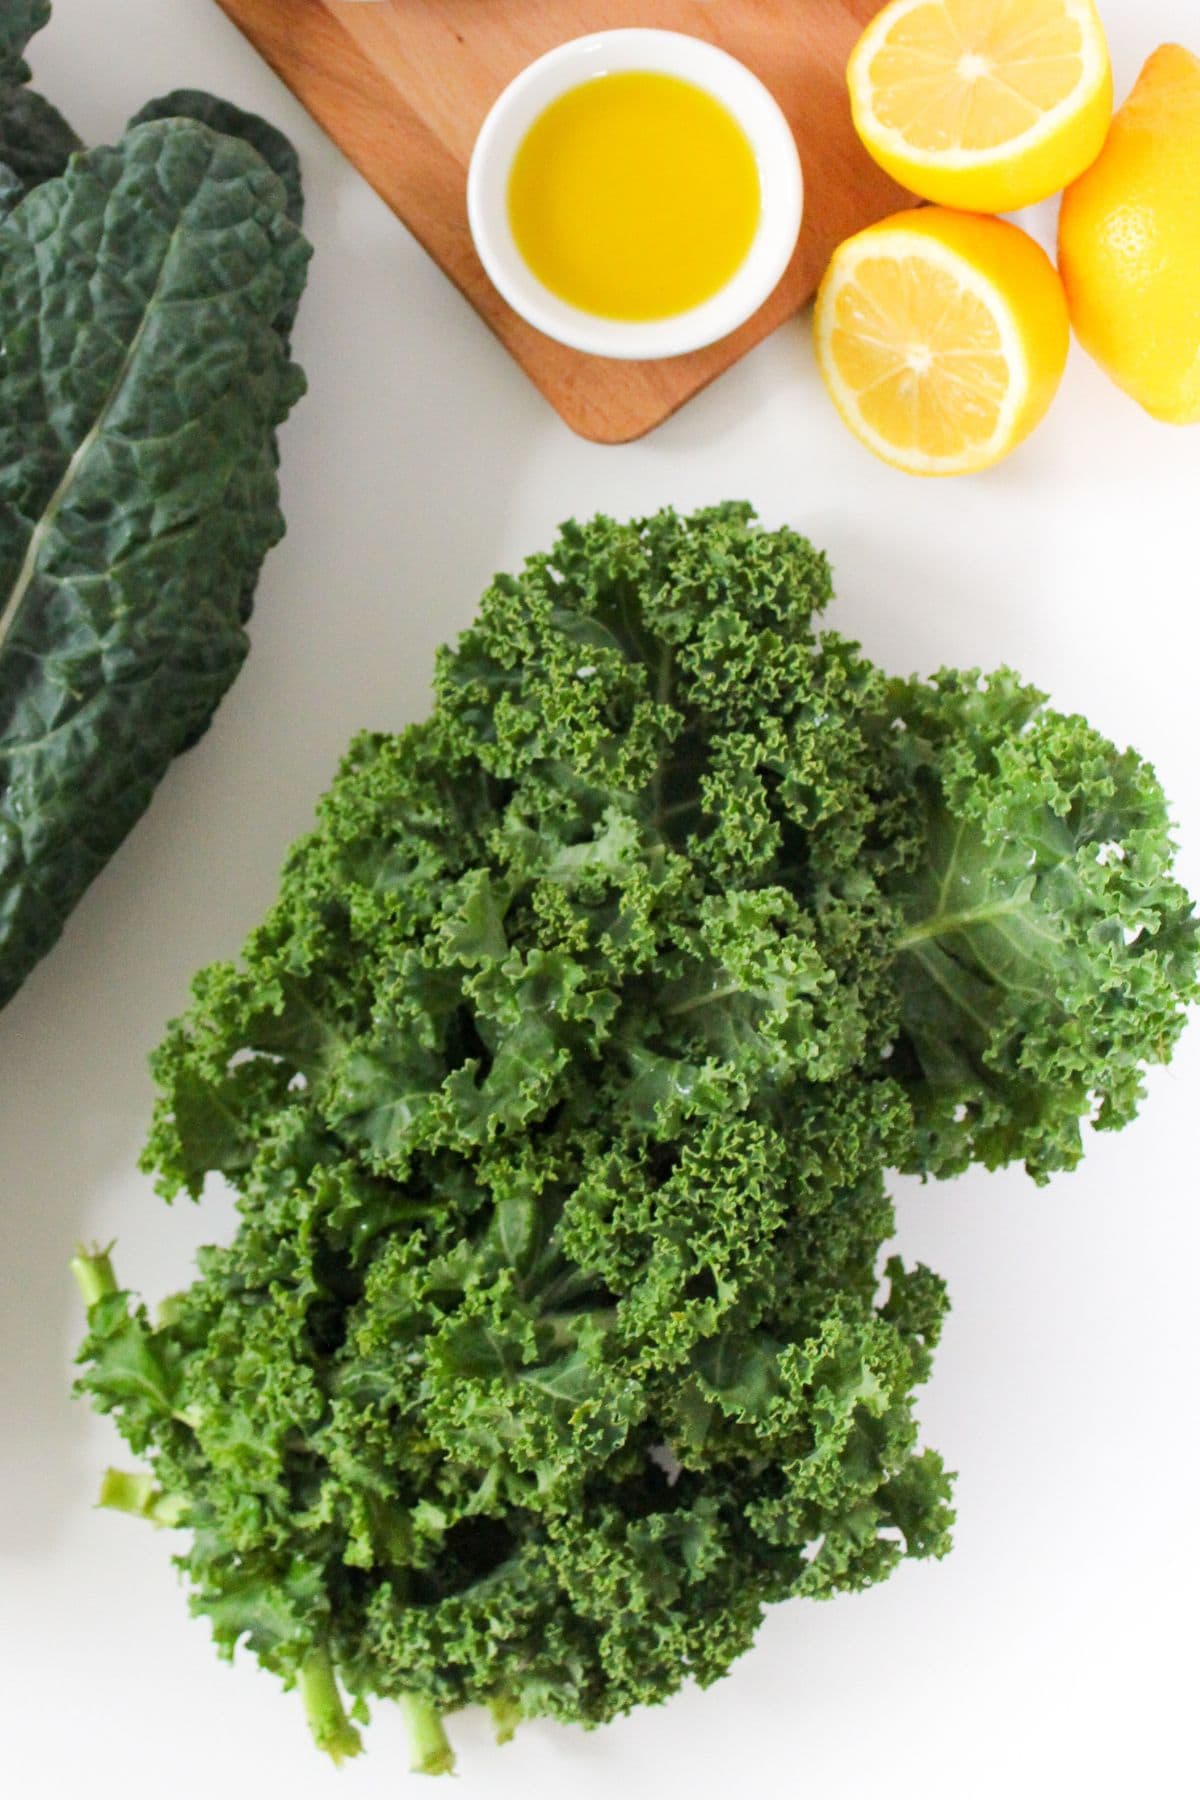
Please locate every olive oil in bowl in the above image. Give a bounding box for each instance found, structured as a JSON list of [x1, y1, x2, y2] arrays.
[[507, 71, 762, 323], [467, 29, 803, 359]]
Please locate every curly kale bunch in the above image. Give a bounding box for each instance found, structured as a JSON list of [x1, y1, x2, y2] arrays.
[[74, 506, 1197, 1770]]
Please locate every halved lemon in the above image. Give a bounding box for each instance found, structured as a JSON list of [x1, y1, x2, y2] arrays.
[[848, 0, 1113, 214], [814, 208, 1070, 476]]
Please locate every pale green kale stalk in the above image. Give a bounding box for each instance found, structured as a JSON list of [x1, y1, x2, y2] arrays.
[[74, 506, 1198, 1771]]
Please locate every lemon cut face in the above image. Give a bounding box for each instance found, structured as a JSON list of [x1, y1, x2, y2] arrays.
[[823, 242, 1018, 467], [815, 209, 1070, 476], [848, 0, 1113, 213]]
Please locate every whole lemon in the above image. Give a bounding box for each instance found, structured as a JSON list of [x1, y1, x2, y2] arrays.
[[1058, 45, 1200, 423]]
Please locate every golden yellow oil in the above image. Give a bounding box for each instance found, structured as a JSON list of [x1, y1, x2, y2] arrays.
[[507, 71, 762, 322]]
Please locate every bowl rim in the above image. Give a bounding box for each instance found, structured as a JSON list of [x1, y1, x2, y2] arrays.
[[466, 28, 805, 362]]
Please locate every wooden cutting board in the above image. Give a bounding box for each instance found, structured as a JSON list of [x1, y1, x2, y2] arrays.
[[213, 0, 907, 442]]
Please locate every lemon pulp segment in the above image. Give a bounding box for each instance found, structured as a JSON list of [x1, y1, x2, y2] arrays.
[[507, 72, 761, 322]]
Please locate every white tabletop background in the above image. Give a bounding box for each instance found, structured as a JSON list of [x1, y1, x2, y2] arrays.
[[2, 2, 1197, 1794]]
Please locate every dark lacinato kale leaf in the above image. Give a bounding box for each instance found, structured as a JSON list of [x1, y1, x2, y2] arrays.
[[74, 507, 1197, 1771], [0, 2, 311, 1007], [0, 0, 79, 192], [129, 90, 304, 227], [127, 91, 305, 341], [0, 81, 79, 185], [0, 0, 50, 82], [0, 120, 310, 1009]]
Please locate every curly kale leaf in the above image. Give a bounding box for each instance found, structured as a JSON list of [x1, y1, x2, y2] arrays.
[[74, 507, 1195, 1769], [886, 668, 1198, 1179], [0, 120, 309, 1009]]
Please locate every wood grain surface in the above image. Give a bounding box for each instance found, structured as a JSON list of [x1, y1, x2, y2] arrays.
[[213, 0, 907, 442]]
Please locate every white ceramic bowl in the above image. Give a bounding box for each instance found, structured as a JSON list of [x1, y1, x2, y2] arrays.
[[467, 29, 804, 361]]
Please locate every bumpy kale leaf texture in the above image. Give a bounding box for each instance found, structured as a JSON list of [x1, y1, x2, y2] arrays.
[[0, 3, 310, 1008], [0, 0, 80, 196], [75, 506, 1197, 1771]]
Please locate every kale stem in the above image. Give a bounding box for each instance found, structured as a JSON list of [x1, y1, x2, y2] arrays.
[[399, 1693, 455, 1776], [665, 980, 744, 1018], [658, 795, 703, 822], [70, 1245, 118, 1309], [300, 1650, 362, 1765], [893, 896, 1027, 951], [650, 645, 674, 825], [98, 1468, 186, 1528], [488, 1692, 522, 1744]]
